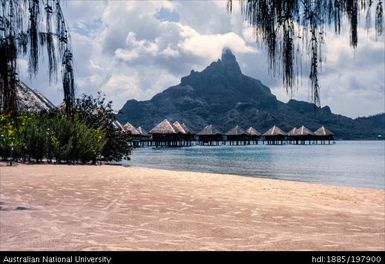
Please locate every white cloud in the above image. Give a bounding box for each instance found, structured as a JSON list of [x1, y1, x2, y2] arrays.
[[18, 0, 384, 118], [178, 27, 257, 60]]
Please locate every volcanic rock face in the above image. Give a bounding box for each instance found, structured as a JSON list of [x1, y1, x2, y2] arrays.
[[117, 48, 384, 139]]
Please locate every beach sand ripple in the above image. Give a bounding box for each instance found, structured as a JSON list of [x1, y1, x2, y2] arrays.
[[0, 164, 384, 251]]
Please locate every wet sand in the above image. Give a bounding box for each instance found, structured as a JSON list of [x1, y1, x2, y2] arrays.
[[0, 164, 384, 250]]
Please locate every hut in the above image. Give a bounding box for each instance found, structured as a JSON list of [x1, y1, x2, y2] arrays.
[[246, 127, 261, 144], [123, 122, 141, 147], [314, 126, 335, 144], [181, 123, 195, 142], [263, 125, 287, 145], [287, 127, 297, 144], [288, 126, 315, 144], [112, 120, 125, 132], [295, 125, 315, 144], [149, 119, 181, 147], [197, 125, 223, 146], [226, 125, 249, 145], [173, 121, 194, 146], [137, 126, 151, 147]]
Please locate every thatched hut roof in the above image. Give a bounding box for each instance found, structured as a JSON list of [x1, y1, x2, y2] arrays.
[[226, 125, 247, 136], [246, 127, 261, 136], [181, 123, 192, 134], [197, 125, 222, 135], [149, 119, 177, 134], [314, 126, 334, 136], [112, 120, 125, 131], [137, 126, 150, 136], [123, 122, 140, 135], [263, 125, 286, 136], [288, 127, 297, 136], [173, 121, 187, 134], [295, 125, 314, 136]]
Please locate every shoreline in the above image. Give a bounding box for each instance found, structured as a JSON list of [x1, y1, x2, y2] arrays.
[[1, 164, 384, 250], [2, 162, 383, 191], [128, 164, 385, 191]]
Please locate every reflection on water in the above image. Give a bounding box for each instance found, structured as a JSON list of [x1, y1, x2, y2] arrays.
[[123, 141, 385, 189]]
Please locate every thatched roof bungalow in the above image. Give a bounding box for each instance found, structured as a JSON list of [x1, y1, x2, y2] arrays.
[[295, 125, 314, 137], [263, 125, 286, 137], [181, 123, 192, 134], [245, 127, 261, 144], [173, 121, 194, 143], [149, 119, 190, 147], [314, 126, 334, 143], [288, 127, 297, 137], [197, 125, 223, 145], [263, 125, 286, 144], [112, 120, 125, 132], [314, 126, 334, 137], [173, 121, 187, 134], [123, 122, 140, 136], [226, 125, 249, 144], [134, 126, 151, 147], [287, 125, 314, 144], [150, 119, 177, 134], [246, 127, 261, 137], [137, 126, 150, 137]]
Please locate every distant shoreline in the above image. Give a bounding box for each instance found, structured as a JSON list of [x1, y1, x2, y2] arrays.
[[1, 164, 384, 250]]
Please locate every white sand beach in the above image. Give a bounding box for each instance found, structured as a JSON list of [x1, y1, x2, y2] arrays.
[[0, 164, 384, 250]]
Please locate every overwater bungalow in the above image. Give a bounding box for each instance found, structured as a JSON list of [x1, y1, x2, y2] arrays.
[[246, 127, 261, 144], [263, 125, 287, 145], [123, 122, 140, 135], [137, 126, 151, 147], [173, 121, 193, 146], [149, 119, 183, 147], [289, 125, 315, 145], [226, 125, 249, 145], [314, 126, 335, 144], [197, 125, 223, 146], [287, 127, 297, 144], [112, 120, 125, 132], [123, 122, 141, 147], [181, 123, 195, 142]]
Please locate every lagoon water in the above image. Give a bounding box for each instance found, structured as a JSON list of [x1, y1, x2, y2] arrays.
[[125, 141, 385, 189]]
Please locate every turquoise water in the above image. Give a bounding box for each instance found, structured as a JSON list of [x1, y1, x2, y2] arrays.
[[125, 141, 385, 189]]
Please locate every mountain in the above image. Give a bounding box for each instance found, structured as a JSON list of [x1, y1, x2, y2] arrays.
[[117, 48, 384, 140]]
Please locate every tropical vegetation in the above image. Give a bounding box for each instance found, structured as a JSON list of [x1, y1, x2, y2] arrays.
[[0, 94, 132, 164]]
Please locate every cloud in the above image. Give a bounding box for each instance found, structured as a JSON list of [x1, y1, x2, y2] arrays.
[[18, 0, 384, 118], [178, 27, 257, 60]]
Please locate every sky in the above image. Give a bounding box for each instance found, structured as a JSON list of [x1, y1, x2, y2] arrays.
[[20, 0, 385, 118]]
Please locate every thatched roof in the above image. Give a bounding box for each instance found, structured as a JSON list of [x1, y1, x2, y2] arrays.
[[137, 126, 150, 136], [173, 121, 187, 134], [314, 126, 334, 136], [149, 119, 177, 134], [295, 125, 314, 136], [181, 123, 192, 134], [246, 127, 261, 136], [226, 125, 247, 136], [288, 127, 297, 136], [263, 125, 286, 136], [123, 122, 140, 135], [197, 125, 222, 135], [112, 120, 125, 131]]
